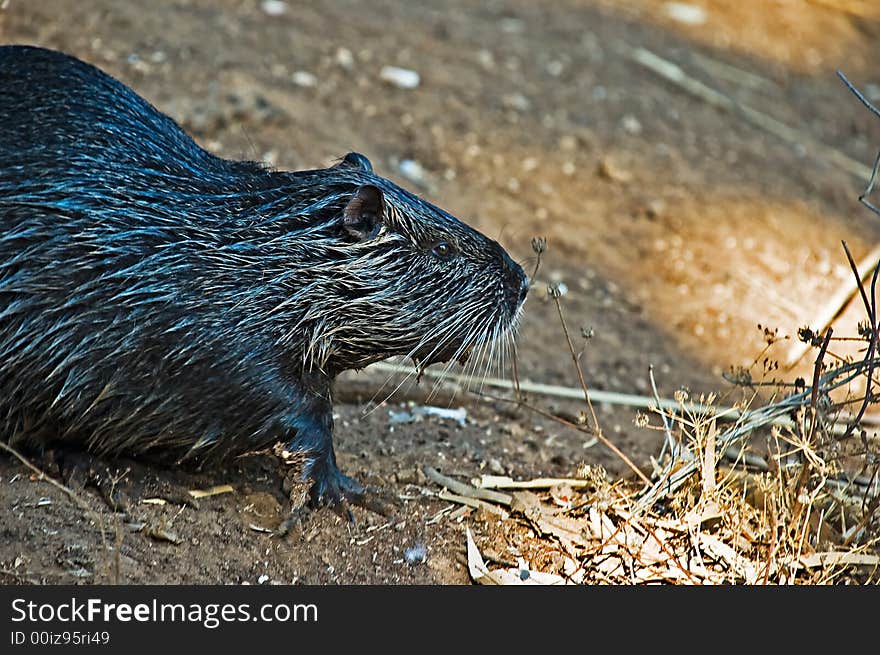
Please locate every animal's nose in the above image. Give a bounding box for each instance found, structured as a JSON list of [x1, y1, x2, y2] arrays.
[[499, 247, 529, 306], [519, 276, 530, 304]]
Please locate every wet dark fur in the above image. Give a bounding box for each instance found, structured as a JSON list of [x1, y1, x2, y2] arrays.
[[0, 45, 528, 507]]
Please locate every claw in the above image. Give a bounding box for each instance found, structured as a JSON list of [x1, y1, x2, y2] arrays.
[[276, 457, 390, 535]]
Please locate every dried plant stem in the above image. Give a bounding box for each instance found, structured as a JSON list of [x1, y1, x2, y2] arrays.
[[640, 521, 699, 584], [551, 294, 600, 431], [422, 466, 512, 505], [840, 241, 880, 440], [511, 348, 523, 402], [808, 328, 833, 443], [650, 364, 681, 461], [842, 492, 880, 547]]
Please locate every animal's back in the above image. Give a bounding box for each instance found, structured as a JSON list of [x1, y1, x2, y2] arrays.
[[0, 45, 227, 178]]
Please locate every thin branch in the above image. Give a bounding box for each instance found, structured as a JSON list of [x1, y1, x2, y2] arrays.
[[650, 364, 681, 461], [840, 241, 880, 440], [808, 327, 833, 444], [837, 72, 880, 217], [837, 71, 880, 120], [551, 290, 600, 431]]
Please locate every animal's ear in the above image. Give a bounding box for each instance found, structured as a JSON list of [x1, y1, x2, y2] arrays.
[[343, 184, 384, 241], [335, 152, 374, 173]]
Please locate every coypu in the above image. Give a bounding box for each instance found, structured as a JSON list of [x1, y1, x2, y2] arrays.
[[0, 45, 529, 514]]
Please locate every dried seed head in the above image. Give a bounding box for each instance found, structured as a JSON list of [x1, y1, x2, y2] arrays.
[[797, 326, 815, 344], [576, 463, 608, 486]]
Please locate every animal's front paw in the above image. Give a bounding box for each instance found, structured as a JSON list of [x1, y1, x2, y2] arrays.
[[277, 456, 389, 535], [307, 460, 365, 514]]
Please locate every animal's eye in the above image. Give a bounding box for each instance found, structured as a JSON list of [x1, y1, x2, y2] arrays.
[[431, 240, 456, 260]]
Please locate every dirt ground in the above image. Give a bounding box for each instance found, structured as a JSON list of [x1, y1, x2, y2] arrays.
[[1, 0, 879, 584]]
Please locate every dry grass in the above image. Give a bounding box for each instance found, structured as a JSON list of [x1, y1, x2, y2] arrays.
[[452, 228, 880, 584], [458, 346, 880, 584]]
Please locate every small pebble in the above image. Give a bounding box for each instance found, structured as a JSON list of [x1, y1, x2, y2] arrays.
[[399, 159, 428, 186], [260, 0, 287, 17], [663, 2, 707, 25], [502, 93, 531, 112], [380, 66, 420, 89], [291, 71, 317, 88], [597, 158, 632, 183], [335, 47, 355, 70], [499, 17, 525, 34], [545, 60, 564, 77], [644, 198, 665, 219], [621, 114, 643, 135]]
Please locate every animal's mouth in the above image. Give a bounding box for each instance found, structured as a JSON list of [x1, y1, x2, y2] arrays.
[[412, 341, 472, 367]]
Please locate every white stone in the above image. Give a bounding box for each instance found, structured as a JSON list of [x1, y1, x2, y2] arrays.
[[335, 47, 355, 69], [380, 66, 420, 90], [663, 3, 707, 26], [261, 0, 287, 17], [399, 159, 427, 184], [291, 71, 317, 87]]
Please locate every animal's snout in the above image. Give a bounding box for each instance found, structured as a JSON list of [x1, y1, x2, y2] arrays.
[[518, 276, 530, 304], [500, 249, 529, 307]]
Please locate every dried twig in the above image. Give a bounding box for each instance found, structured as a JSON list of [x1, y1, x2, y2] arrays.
[[837, 73, 880, 224], [550, 290, 600, 431], [423, 466, 512, 505], [476, 475, 594, 490], [638, 355, 875, 510], [808, 328, 833, 444], [831, 241, 880, 441], [650, 364, 684, 461], [438, 491, 507, 518], [369, 361, 725, 413]]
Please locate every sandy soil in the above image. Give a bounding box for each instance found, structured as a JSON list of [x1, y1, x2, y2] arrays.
[[1, 0, 878, 584]]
